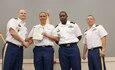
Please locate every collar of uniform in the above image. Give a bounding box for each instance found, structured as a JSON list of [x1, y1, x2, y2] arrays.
[[88, 24, 96, 29], [39, 23, 49, 27], [59, 20, 70, 26], [17, 18, 26, 26]]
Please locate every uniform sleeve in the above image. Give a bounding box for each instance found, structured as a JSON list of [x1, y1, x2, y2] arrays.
[[74, 23, 82, 37], [83, 37, 87, 44], [98, 25, 108, 38], [55, 24, 59, 32], [7, 18, 17, 31], [82, 31, 87, 44], [51, 26, 58, 36]]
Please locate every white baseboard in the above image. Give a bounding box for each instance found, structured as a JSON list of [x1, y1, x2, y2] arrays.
[[0, 57, 115, 70]]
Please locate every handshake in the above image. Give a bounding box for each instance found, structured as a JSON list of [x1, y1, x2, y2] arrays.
[[22, 37, 33, 48]]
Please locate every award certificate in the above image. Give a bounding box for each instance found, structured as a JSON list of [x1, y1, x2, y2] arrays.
[[32, 27, 44, 40]]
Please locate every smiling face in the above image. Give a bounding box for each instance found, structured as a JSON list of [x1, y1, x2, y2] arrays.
[[87, 15, 95, 27], [59, 11, 68, 24], [39, 12, 47, 24], [18, 9, 26, 21]]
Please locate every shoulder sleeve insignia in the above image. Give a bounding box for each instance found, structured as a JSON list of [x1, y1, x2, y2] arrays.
[[96, 25, 99, 27], [55, 24, 58, 28], [70, 21, 75, 24]]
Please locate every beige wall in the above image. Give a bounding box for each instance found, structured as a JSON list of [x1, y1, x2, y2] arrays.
[[0, 57, 115, 70], [0, 0, 115, 59]]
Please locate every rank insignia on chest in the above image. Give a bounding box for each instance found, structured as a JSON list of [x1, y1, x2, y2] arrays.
[[57, 29, 60, 32], [68, 25, 73, 28], [18, 24, 21, 27], [92, 28, 96, 32]]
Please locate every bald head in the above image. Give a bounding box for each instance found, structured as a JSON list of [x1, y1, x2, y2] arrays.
[[87, 15, 95, 27], [18, 9, 26, 21]]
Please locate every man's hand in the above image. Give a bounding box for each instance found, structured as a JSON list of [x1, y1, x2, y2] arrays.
[[100, 49, 105, 57], [22, 41, 29, 48], [82, 54, 86, 60], [25, 37, 33, 45], [82, 44, 88, 60]]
